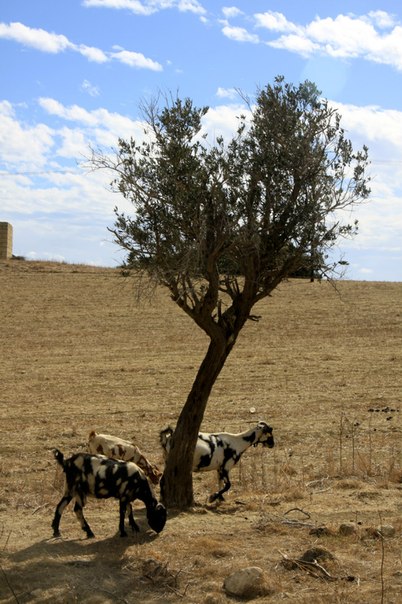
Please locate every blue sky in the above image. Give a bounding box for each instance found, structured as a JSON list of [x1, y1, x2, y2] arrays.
[[1, 0, 401, 280]]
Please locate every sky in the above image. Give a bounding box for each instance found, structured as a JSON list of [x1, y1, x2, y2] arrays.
[[1, 0, 402, 281]]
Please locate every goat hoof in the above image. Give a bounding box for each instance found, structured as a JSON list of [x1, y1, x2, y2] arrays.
[[208, 494, 224, 504]]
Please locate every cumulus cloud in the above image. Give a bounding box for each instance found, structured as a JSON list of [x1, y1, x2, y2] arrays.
[[222, 7, 243, 19], [0, 21, 162, 70], [38, 98, 147, 146], [220, 9, 402, 72], [332, 101, 402, 152], [216, 87, 238, 100], [221, 23, 259, 43], [77, 44, 109, 63], [110, 48, 162, 70], [0, 21, 71, 53], [0, 101, 54, 168], [201, 103, 251, 141], [82, 0, 206, 16], [254, 10, 301, 34]]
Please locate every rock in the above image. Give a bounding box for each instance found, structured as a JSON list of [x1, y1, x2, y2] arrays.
[[339, 522, 358, 536], [223, 566, 271, 599], [377, 524, 396, 538], [309, 526, 334, 537], [300, 547, 335, 563]]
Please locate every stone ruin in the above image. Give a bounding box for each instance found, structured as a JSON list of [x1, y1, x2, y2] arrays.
[[0, 222, 13, 259]]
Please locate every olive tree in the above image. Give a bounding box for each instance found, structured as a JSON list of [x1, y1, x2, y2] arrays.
[[90, 76, 370, 509]]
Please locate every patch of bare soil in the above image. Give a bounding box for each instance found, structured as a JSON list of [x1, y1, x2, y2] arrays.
[[0, 259, 401, 603]]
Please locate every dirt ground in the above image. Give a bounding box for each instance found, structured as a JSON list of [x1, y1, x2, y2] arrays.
[[0, 259, 401, 603]]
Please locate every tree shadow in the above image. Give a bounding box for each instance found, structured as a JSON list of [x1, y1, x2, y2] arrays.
[[1, 514, 166, 604]]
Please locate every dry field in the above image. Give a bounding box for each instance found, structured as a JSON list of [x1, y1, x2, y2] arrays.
[[0, 259, 401, 603]]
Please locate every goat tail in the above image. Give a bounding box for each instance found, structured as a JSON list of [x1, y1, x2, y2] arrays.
[[53, 448, 65, 468]]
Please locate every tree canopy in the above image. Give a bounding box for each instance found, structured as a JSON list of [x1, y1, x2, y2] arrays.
[[90, 76, 370, 508]]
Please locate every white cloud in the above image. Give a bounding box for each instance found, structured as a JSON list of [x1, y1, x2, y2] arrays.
[[82, 0, 155, 15], [0, 101, 54, 168], [219, 9, 402, 72], [38, 98, 146, 142], [329, 101, 402, 265], [0, 21, 72, 53], [82, 0, 206, 16], [367, 10, 396, 29], [201, 104, 251, 141], [269, 34, 318, 57], [252, 11, 402, 71], [0, 21, 162, 71], [216, 87, 238, 100], [332, 101, 402, 151], [222, 7, 243, 19], [77, 44, 109, 63], [110, 48, 162, 70], [57, 127, 88, 159], [221, 24, 259, 43], [255, 11, 300, 34]]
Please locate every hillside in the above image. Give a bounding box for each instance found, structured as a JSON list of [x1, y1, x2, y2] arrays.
[[0, 260, 401, 603]]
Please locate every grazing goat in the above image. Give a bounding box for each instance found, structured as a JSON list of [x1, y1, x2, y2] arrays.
[[88, 430, 162, 485], [52, 449, 167, 538], [160, 421, 274, 503]]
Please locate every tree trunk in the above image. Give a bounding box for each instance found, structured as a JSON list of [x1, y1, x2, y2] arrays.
[[160, 336, 233, 509]]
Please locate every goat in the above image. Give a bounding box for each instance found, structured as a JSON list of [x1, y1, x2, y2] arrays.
[[52, 449, 167, 538], [159, 421, 274, 503], [88, 430, 162, 485]]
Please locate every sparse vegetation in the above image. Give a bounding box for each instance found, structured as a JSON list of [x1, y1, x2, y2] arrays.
[[0, 260, 401, 603]]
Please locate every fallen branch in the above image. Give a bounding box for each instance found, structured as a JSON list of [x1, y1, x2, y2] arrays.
[[32, 503, 50, 515], [284, 507, 311, 519], [278, 550, 336, 582], [281, 519, 316, 528]]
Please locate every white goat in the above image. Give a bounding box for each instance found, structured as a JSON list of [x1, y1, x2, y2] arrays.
[[88, 431, 162, 485], [160, 421, 274, 503]]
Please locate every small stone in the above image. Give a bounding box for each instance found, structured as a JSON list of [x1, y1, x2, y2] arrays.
[[339, 522, 358, 536], [377, 524, 396, 538], [300, 547, 335, 563], [223, 566, 270, 599], [392, 570, 402, 582]]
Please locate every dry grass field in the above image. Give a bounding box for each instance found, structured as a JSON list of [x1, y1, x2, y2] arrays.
[[0, 259, 401, 603]]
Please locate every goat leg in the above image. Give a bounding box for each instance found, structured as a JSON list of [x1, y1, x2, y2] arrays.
[[119, 501, 129, 537], [74, 501, 95, 538], [126, 502, 140, 533], [209, 470, 231, 503], [52, 494, 72, 537]]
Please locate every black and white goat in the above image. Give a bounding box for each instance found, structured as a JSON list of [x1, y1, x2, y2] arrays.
[[159, 421, 274, 503], [52, 449, 167, 538]]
